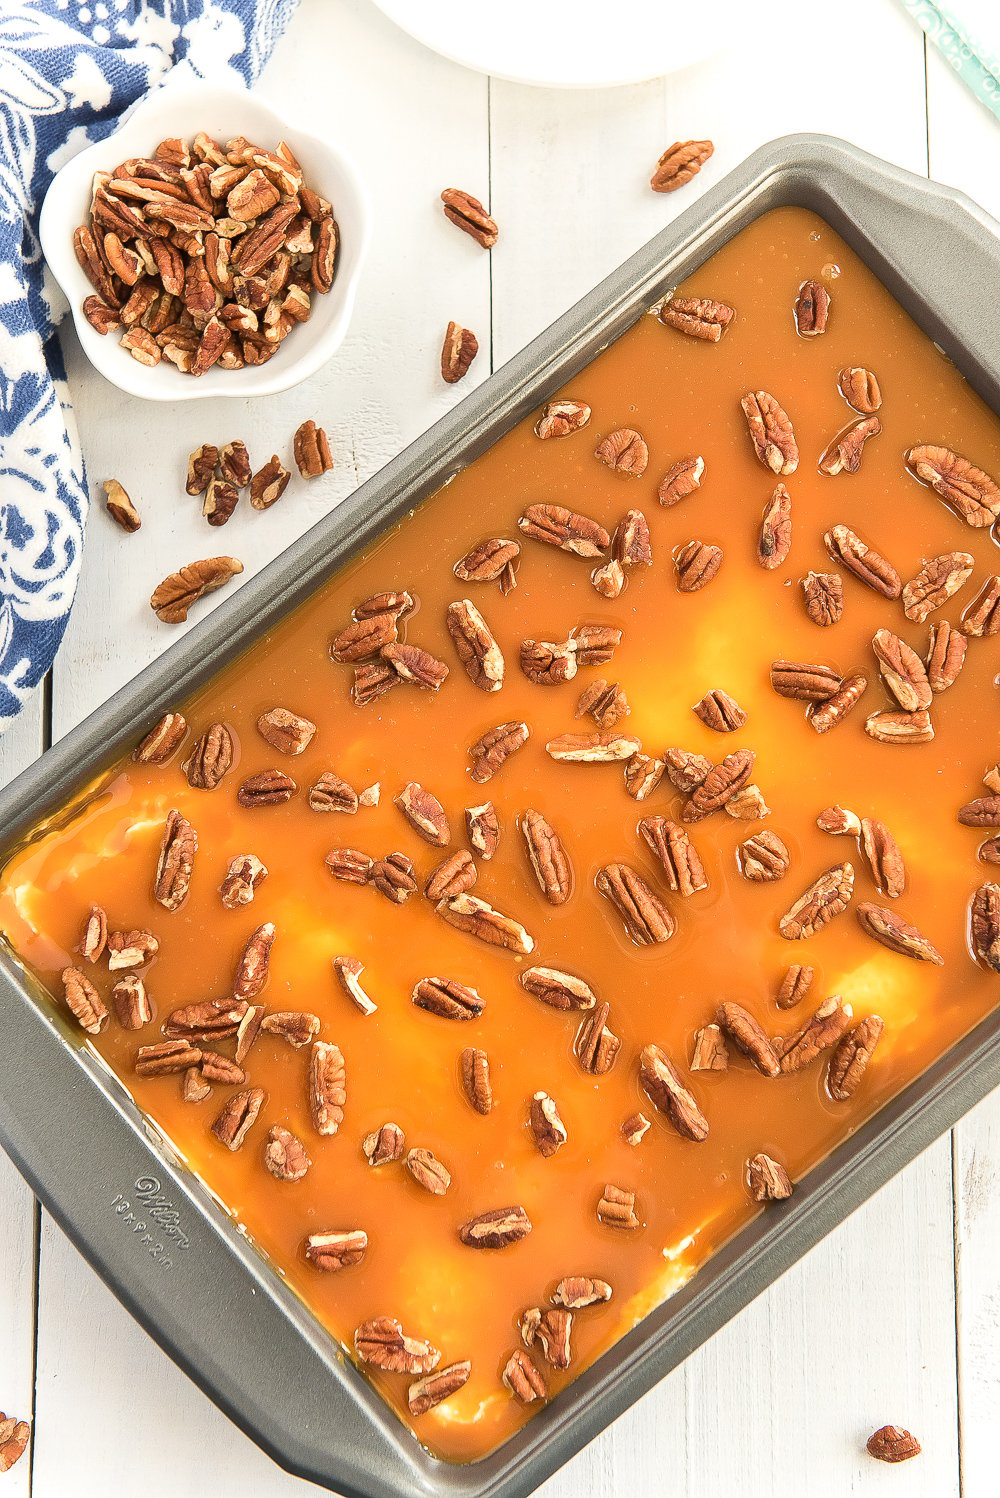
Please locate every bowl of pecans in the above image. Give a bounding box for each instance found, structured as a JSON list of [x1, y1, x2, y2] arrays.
[[39, 80, 370, 400]]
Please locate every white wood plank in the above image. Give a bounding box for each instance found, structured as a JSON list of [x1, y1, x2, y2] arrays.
[[925, 44, 1000, 1498]]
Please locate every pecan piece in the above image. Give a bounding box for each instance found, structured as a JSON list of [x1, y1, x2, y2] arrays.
[[867, 1426, 921, 1464], [233, 922, 274, 1000], [770, 660, 841, 702], [674, 539, 723, 592], [331, 611, 398, 663], [309, 1040, 346, 1135], [518, 503, 610, 558], [864, 709, 934, 745], [725, 783, 771, 819], [962, 575, 1000, 636], [902, 551, 974, 623], [521, 1306, 573, 1370], [394, 781, 450, 846], [521, 809, 573, 905], [639, 816, 708, 895], [778, 862, 855, 939], [818, 416, 880, 475], [441, 321, 478, 383], [80, 904, 108, 963], [838, 366, 882, 414], [650, 138, 714, 191], [441, 186, 498, 246], [309, 772, 359, 813], [136, 1040, 202, 1076], [461, 1047, 492, 1113], [827, 1015, 884, 1101], [355, 1318, 440, 1375], [658, 454, 705, 505], [502, 1349, 547, 1403], [625, 752, 665, 801], [466, 801, 501, 858], [249, 454, 291, 510], [776, 964, 813, 1009], [575, 1002, 621, 1074], [595, 427, 648, 476], [352, 660, 399, 706], [958, 797, 1000, 827], [611, 508, 652, 569], [198, 1050, 246, 1086], [552, 1277, 612, 1309], [519, 966, 596, 1011], [333, 956, 377, 1016], [151, 555, 243, 623], [693, 688, 747, 731], [534, 399, 591, 439], [113, 974, 151, 1030], [860, 817, 905, 898], [622, 1112, 652, 1144], [741, 390, 798, 475], [569, 623, 621, 665], [664, 747, 712, 793], [412, 977, 484, 1021], [446, 598, 505, 690], [408, 1361, 473, 1417], [681, 749, 755, 821], [234, 1003, 265, 1062], [595, 863, 675, 945], [530, 1092, 567, 1157], [793, 279, 830, 336], [810, 674, 867, 733], [817, 804, 862, 836], [454, 537, 520, 584], [747, 1153, 793, 1201], [237, 769, 296, 807], [164, 998, 248, 1041], [183, 722, 234, 789], [824, 524, 900, 598], [779, 996, 854, 1072], [655, 296, 733, 342], [872, 628, 932, 712], [757, 484, 792, 568], [154, 809, 197, 911], [257, 707, 316, 755], [372, 851, 418, 903], [469, 720, 529, 782], [545, 730, 641, 763], [459, 1206, 532, 1249], [107, 929, 158, 970], [83, 295, 120, 334], [435, 893, 534, 954], [363, 1122, 405, 1165], [211, 1086, 265, 1151], [425, 849, 477, 901], [926, 621, 966, 692], [905, 444, 1000, 526], [217, 438, 251, 488], [325, 848, 374, 885], [577, 679, 630, 729], [970, 883, 1000, 971], [691, 1024, 729, 1071], [520, 638, 578, 685], [103, 478, 140, 533], [739, 829, 790, 883], [801, 571, 843, 626], [305, 1229, 368, 1271], [134, 711, 187, 765], [61, 966, 108, 1035], [856, 902, 942, 963], [639, 1043, 709, 1141], [293, 419, 333, 478], [718, 1002, 780, 1077], [406, 1147, 451, 1195], [596, 1185, 639, 1228], [382, 642, 450, 689]]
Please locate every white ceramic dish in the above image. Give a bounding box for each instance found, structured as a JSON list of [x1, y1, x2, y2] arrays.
[[40, 80, 370, 402]]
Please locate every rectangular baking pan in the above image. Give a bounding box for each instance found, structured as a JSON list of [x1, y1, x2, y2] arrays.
[[1, 133, 1000, 1498]]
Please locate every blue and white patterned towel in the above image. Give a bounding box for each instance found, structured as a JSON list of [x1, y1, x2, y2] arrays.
[[0, 0, 296, 730]]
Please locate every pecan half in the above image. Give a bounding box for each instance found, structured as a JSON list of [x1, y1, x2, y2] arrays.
[[612, 508, 652, 569], [902, 551, 974, 623], [757, 484, 792, 568], [741, 390, 798, 475], [801, 571, 843, 626], [664, 747, 712, 792], [112, 974, 151, 1030], [134, 711, 187, 765], [681, 749, 755, 821], [425, 849, 476, 902], [779, 996, 854, 1072], [394, 781, 450, 846], [441, 186, 498, 246], [352, 660, 399, 706], [249, 454, 291, 509], [164, 998, 248, 1041], [412, 977, 484, 1021], [107, 929, 158, 969], [103, 478, 140, 533], [257, 707, 316, 755], [860, 817, 905, 898], [595, 427, 648, 476], [576, 1002, 621, 1074], [466, 801, 501, 858], [793, 279, 829, 336], [867, 1426, 921, 1464], [502, 1349, 547, 1403], [372, 851, 418, 903], [408, 1361, 473, 1416], [154, 809, 197, 911], [469, 721, 529, 782], [747, 1153, 793, 1201], [545, 730, 641, 763], [569, 623, 621, 665], [183, 722, 234, 789], [519, 966, 596, 1011], [872, 628, 932, 712], [778, 862, 855, 939], [136, 1039, 202, 1076], [406, 1147, 451, 1195], [436, 893, 534, 954], [520, 638, 577, 685], [198, 1050, 246, 1085], [717, 1002, 780, 1077], [441, 321, 478, 383], [827, 1014, 884, 1101], [293, 419, 333, 478], [776, 964, 813, 1009], [658, 454, 705, 505], [325, 848, 374, 886], [639, 816, 707, 896], [518, 503, 610, 558], [838, 366, 882, 414], [309, 1040, 346, 1135], [691, 1023, 729, 1071], [905, 444, 1000, 526], [971, 883, 1000, 971], [927, 621, 967, 692], [655, 296, 733, 342], [232, 922, 274, 1001], [454, 537, 520, 586], [534, 399, 591, 439], [305, 1228, 367, 1270], [530, 1092, 567, 1157], [238, 769, 297, 806], [459, 1206, 532, 1249], [693, 688, 747, 731], [864, 709, 934, 745], [810, 674, 867, 733], [674, 539, 723, 591], [856, 902, 942, 963], [355, 1318, 440, 1374], [461, 1047, 492, 1113], [333, 956, 377, 1015], [739, 829, 790, 883], [551, 1276, 612, 1309], [521, 809, 573, 905], [817, 416, 880, 475], [577, 679, 630, 729], [331, 611, 399, 663], [595, 863, 675, 945], [211, 1086, 265, 1150], [824, 524, 901, 599], [61, 966, 108, 1034], [80, 904, 107, 963], [962, 575, 1000, 636], [382, 642, 450, 689], [650, 139, 714, 191], [363, 1122, 405, 1165], [308, 772, 358, 814], [625, 752, 665, 801], [958, 797, 1000, 828], [446, 598, 505, 690], [151, 556, 243, 622], [596, 1185, 639, 1229], [219, 436, 251, 485], [770, 660, 841, 702], [639, 1043, 709, 1141]]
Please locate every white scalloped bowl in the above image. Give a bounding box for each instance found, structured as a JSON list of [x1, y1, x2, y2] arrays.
[[39, 80, 370, 402]]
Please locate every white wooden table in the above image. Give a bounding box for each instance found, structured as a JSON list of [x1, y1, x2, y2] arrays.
[[3, 0, 999, 1490]]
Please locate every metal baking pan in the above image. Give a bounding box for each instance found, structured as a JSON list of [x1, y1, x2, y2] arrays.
[[2, 133, 1000, 1498]]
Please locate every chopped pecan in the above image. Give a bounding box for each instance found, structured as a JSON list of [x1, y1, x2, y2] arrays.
[[249, 454, 291, 509], [519, 966, 596, 1011], [134, 711, 187, 765], [309, 1040, 346, 1135], [962, 575, 1000, 636], [469, 720, 529, 782], [770, 660, 841, 702], [461, 1047, 492, 1113], [309, 772, 359, 813], [681, 749, 755, 821], [776, 963, 813, 1009], [534, 399, 591, 439], [211, 1086, 265, 1151], [325, 847, 374, 885], [382, 642, 450, 689], [154, 809, 197, 911], [693, 688, 747, 731], [80, 904, 108, 963], [521, 809, 573, 905], [867, 1426, 921, 1464], [435, 892, 534, 954], [674, 539, 723, 591], [112, 973, 151, 1029], [902, 551, 974, 623], [595, 863, 675, 945], [575, 1002, 621, 1074], [412, 977, 484, 1020], [238, 769, 296, 806], [741, 390, 798, 475], [625, 752, 665, 801], [757, 484, 792, 568], [466, 801, 501, 858], [810, 673, 867, 733], [905, 444, 1000, 526], [330, 611, 399, 663], [293, 420, 333, 478], [333, 956, 377, 1015], [778, 862, 855, 939], [257, 707, 316, 755], [596, 1185, 639, 1229], [639, 1043, 709, 1141], [530, 1092, 568, 1157], [872, 628, 932, 712], [779, 996, 854, 1072], [818, 416, 880, 475], [658, 454, 705, 505], [577, 679, 630, 729], [136, 1039, 201, 1076], [164, 998, 248, 1041], [739, 829, 790, 883], [61, 966, 108, 1035], [551, 1276, 612, 1309], [446, 598, 505, 690], [520, 638, 577, 685], [801, 571, 843, 626], [838, 366, 882, 414], [372, 851, 418, 903], [183, 722, 234, 789], [718, 1001, 780, 1076], [650, 138, 714, 191], [970, 883, 1000, 971], [406, 1147, 451, 1195], [454, 537, 520, 585], [856, 902, 942, 963], [545, 730, 641, 763], [690, 1023, 729, 1071], [621, 1112, 651, 1144], [441, 321, 478, 382], [793, 279, 830, 336], [595, 427, 648, 476], [459, 1205, 532, 1249], [518, 503, 610, 558], [107, 929, 158, 970], [355, 1318, 440, 1374], [827, 1015, 884, 1101], [394, 781, 450, 846], [425, 849, 477, 901], [864, 709, 934, 744], [664, 747, 712, 793], [151, 555, 243, 623], [408, 1361, 473, 1416], [639, 817, 707, 896], [363, 1122, 405, 1165], [824, 524, 900, 598], [103, 478, 140, 533], [926, 621, 966, 692], [502, 1348, 547, 1403], [655, 295, 733, 342], [860, 817, 905, 898], [747, 1153, 793, 1201]]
